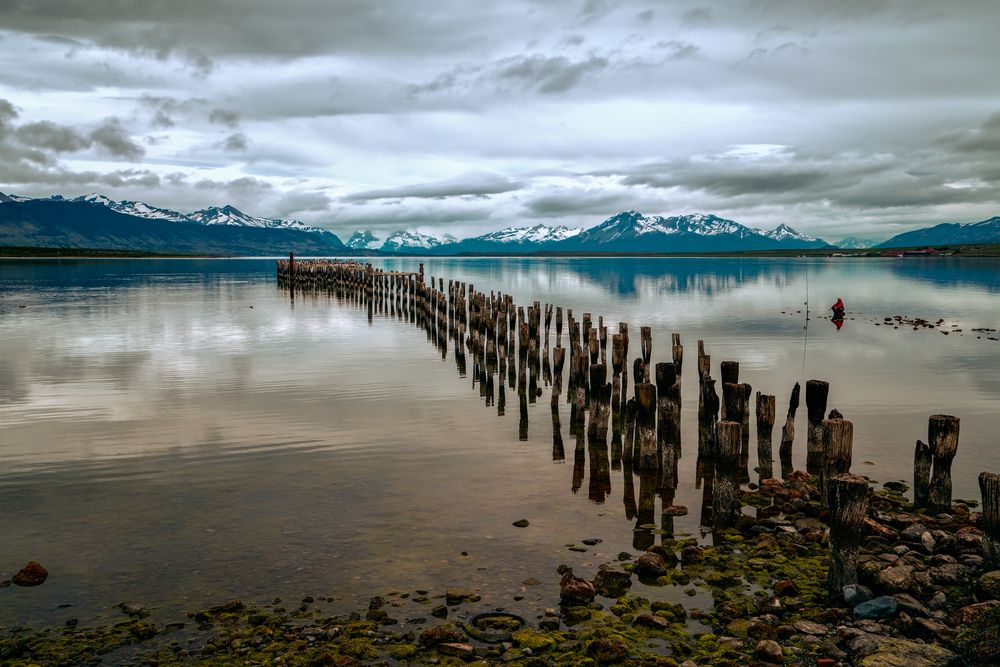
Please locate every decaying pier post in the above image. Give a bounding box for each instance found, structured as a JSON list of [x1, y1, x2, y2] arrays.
[[779, 382, 801, 469], [719, 361, 738, 419], [821, 417, 854, 506], [980, 472, 1000, 568], [634, 382, 657, 471], [805, 379, 829, 474], [656, 362, 681, 490], [827, 473, 869, 597], [755, 392, 776, 480], [698, 377, 719, 457], [927, 415, 960, 514], [640, 327, 652, 382], [712, 421, 742, 528]]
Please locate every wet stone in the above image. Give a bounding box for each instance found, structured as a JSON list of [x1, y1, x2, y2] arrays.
[[793, 619, 829, 635], [754, 639, 783, 664], [11, 561, 48, 587], [559, 572, 596, 606], [977, 570, 1000, 601], [853, 596, 898, 620], [512, 519, 530, 528]]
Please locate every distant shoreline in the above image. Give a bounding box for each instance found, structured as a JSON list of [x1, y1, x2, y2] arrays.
[[3, 243, 1000, 259]]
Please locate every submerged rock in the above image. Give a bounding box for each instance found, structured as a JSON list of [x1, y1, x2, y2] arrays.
[[11, 561, 48, 587], [633, 552, 669, 578], [593, 567, 632, 597]]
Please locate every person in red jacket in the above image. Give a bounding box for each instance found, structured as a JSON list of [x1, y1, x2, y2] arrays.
[[830, 298, 845, 328]]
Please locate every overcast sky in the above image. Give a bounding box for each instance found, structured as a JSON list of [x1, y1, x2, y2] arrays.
[[1, 0, 998, 241]]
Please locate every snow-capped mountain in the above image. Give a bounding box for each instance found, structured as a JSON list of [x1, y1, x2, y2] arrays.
[[477, 224, 583, 244], [426, 223, 584, 254], [345, 230, 382, 250], [835, 236, 881, 249], [73, 194, 191, 223], [876, 216, 1000, 248], [190, 205, 330, 235], [762, 223, 818, 243], [380, 230, 452, 253], [0, 191, 34, 203], [559, 211, 829, 252]]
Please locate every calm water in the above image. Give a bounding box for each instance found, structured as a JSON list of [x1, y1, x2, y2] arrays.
[[1, 256, 999, 629]]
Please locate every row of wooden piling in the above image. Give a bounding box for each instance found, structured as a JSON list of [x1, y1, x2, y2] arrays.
[[276, 256, 1000, 594]]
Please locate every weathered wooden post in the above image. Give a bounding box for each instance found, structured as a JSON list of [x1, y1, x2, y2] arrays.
[[640, 326, 652, 381], [611, 334, 624, 413], [927, 415, 960, 514], [635, 382, 657, 470], [719, 361, 738, 419], [779, 382, 800, 465], [656, 362, 681, 491], [698, 377, 719, 456], [756, 392, 776, 480], [551, 346, 565, 408], [552, 305, 562, 344], [712, 421, 742, 528], [588, 364, 608, 439], [821, 418, 854, 505], [827, 473, 869, 597], [671, 333, 683, 385], [980, 472, 1000, 568], [914, 440, 933, 508], [805, 379, 829, 474]]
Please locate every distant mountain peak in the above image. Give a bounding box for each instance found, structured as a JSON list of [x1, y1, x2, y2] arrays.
[[380, 230, 445, 251], [345, 230, 382, 250]]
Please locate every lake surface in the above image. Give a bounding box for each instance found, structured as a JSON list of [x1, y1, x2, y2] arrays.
[[2, 256, 999, 629]]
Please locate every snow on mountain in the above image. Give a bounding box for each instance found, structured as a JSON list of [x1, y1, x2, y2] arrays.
[[74, 193, 191, 223], [762, 223, 818, 242], [580, 211, 761, 244], [345, 230, 382, 250], [0, 191, 33, 202], [835, 236, 881, 249], [380, 230, 447, 252], [476, 223, 583, 244], [0, 191, 14, 204], [66, 193, 342, 241], [189, 205, 329, 235]]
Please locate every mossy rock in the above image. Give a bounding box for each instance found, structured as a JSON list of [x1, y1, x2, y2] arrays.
[[512, 628, 559, 651], [338, 637, 376, 659], [585, 634, 630, 663], [387, 643, 419, 659], [956, 604, 1000, 664]]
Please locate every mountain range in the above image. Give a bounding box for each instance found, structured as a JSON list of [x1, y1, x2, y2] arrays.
[[347, 211, 830, 254], [1, 190, 997, 255], [875, 217, 1000, 249]]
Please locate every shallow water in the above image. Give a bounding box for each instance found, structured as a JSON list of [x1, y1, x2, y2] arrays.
[[1, 256, 999, 629]]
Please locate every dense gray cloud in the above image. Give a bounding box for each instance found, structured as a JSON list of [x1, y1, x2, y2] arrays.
[[0, 0, 999, 239], [344, 173, 523, 202]]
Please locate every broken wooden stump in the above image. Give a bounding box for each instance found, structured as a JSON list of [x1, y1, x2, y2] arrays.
[[712, 420, 742, 529], [805, 379, 829, 474], [827, 473, 869, 597], [927, 414, 960, 514]]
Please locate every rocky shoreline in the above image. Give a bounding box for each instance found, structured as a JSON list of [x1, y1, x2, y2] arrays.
[[3, 470, 998, 666]]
